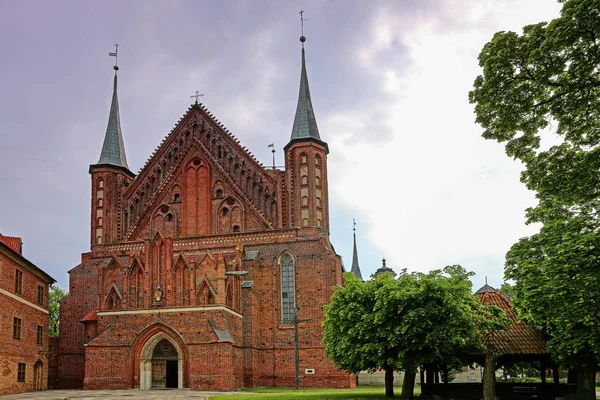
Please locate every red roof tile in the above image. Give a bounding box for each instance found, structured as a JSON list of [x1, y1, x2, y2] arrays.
[[476, 286, 547, 355], [81, 309, 98, 322], [0, 233, 22, 254]]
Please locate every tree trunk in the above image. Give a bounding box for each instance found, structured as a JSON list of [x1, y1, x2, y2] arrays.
[[401, 371, 416, 399], [384, 365, 395, 398], [552, 364, 559, 384], [568, 367, 578, 383], [483, 353, 498, 400], [575, 359, 597, 400]]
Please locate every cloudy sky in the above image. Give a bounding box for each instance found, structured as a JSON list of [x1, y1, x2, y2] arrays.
[[0, 0, 563, 290]]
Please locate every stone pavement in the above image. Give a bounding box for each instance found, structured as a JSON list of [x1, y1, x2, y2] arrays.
[[0, 389, 247, 400]]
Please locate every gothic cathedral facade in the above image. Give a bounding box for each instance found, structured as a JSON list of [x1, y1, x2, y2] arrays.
[[54, 41, 353, 390]]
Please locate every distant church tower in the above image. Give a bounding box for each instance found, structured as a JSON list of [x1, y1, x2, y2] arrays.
[[88, 65, 134, 245], [284, 34, 330, 231], [351, 219, 364, 280]]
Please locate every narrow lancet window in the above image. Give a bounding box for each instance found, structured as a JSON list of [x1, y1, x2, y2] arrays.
[[280, 253, 296, 323]]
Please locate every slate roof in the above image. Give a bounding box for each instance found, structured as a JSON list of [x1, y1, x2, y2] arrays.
[[290, 45, 321, 143], [0, 233, 22, 253], [476, 285, 547, 355], [208, 320, 234, 343], [94, 73, 130, 171]]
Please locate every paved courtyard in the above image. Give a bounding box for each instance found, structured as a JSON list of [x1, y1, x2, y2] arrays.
[[0, 389, 244, 400]]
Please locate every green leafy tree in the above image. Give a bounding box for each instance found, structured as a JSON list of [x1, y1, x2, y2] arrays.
[[323, 267, 499, 399], [469, 0, 600, 398], [49, 285, 67, 337]]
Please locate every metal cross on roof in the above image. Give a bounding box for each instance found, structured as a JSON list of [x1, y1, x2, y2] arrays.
[[109, 43, 119, 66], [299, 10, 308, 36], [190, 91, 204, 104]]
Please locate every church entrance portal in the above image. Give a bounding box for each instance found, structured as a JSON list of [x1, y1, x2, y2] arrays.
[[151, 339, 179, 389], [139, 333, 184, 390]]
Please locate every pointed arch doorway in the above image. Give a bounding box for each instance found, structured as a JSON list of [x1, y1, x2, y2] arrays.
[[33, 360, 43, 391], [139, 334, 183, 389]]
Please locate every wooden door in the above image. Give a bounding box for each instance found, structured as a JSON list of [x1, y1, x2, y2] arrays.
[[33, 362, 43, 391], [151, 360, 166, 388]]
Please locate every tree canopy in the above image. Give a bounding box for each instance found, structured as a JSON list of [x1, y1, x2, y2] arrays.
[[470, 0, 600, 398], [49, 285, 67, 337], [323, 267, 501, 398]]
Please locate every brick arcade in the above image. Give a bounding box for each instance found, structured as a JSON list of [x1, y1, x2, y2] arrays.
[[54, 37, 355, 391]]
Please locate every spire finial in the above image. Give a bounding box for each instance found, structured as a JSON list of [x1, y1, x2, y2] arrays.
[[353, 218, 356, 233], [190, 91, 204, 104], [299, 10, 307, 47], [382, 257, 386, 267], [485, 276, 488, 285], [109, 43, 119, 74]]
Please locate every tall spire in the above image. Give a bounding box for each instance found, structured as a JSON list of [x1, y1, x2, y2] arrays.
[[289, 15, 323, 145], [351, 219, 364, 281], [94, 52, 130, 171]]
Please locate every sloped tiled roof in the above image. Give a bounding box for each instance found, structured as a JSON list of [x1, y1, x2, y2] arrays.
[[0, 233, 55, 284], [476, 285, 547, 355], [0, 233, 21, 253], [81, 309, 98, 322]]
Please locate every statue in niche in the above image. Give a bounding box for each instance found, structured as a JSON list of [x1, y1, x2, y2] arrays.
[[153, 286, 164, 305]]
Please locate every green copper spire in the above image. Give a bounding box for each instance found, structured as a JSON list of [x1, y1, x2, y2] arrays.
[[290, 37, 321, 142], [95, 69, 130, 171], [351, 219, 364, 281]]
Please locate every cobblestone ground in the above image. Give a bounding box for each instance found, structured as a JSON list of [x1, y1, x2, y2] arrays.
[[0, 389, 245, 400]]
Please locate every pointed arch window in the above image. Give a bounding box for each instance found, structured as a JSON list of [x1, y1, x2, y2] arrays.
[[300, 154, 307, 164], [97, 217, 103, 227], [301, 176, 308, 185], [98, 198, 103, 207], [315, 155, 321, 166], [280, 253, 296, 323], [97, 179, 104, 189]]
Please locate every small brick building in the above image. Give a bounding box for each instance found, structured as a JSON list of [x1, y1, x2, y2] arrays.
[[55, 37, 354, 390], [0, 234, 56, 395]]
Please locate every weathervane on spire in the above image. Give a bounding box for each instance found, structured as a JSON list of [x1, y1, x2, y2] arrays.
[[109, 43, 119, 72], [299, 10, 308, 47], [353, 218, 356, 232], [190, 91, 204, 104]]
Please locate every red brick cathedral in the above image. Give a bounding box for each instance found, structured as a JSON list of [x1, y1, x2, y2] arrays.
[[55, 37, 353, 390]]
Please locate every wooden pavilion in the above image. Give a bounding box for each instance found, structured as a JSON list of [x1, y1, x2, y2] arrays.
[[420, 284, 576, 400]]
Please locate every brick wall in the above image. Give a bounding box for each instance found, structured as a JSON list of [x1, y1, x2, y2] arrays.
[[0, 251, 51, 395]]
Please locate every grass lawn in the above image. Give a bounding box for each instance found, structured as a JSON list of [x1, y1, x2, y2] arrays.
[[208, 386, 422, 399]]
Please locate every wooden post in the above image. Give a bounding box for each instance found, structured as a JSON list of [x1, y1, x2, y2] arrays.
[[541, 360, 546, 384]]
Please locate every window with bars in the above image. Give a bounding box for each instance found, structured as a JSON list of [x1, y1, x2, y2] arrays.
[[17, 363, 25, 382], [37, 285, 44, 306], [13, 317, 21, 339], [280, 253, 296, 323], [36, 325, 43, 345], [15, 269, 22, 294]]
